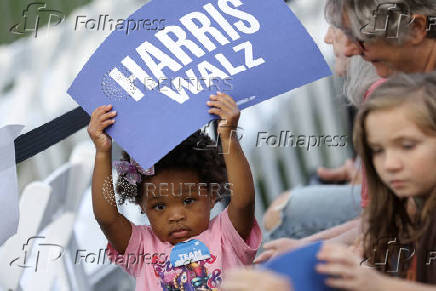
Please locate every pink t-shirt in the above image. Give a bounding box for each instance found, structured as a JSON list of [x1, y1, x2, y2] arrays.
[[106, 208, 261, 290]]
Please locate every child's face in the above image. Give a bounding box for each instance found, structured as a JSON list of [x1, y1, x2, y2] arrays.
[[365, 104, 436, 198], [140, 168, 216, 245]]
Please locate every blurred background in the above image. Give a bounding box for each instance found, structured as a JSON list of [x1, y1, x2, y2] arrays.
[[0, 0, 353, 290]]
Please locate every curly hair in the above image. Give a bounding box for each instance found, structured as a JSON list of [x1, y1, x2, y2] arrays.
[[115, 130, 228, 205]]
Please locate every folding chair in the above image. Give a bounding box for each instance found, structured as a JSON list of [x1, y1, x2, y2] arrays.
[[0, 182, 51, 290]]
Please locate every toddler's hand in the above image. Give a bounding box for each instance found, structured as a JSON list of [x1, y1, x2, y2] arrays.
[[207, 92, 240, 141], [87, 105, 117, 153]]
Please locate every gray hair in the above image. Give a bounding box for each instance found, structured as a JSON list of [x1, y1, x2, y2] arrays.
[[325, 0, 343, 28], [344, 56, 380, 107], [343, 0, 436, 43], [325, 0, 381, 107]]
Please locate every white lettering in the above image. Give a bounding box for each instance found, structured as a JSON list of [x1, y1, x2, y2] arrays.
[[180, 11, 230, 52], [136, 41, 182, 80], [233, 41, 265, 68], [218, 0, 261, 34], [155, 26, 206, 66]]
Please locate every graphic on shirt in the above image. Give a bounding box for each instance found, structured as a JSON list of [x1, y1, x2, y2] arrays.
[[154, 253, 222, 290], [170, 239, 211, 267]]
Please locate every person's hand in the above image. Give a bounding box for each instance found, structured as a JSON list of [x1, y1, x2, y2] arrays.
[[316, 243, 383, 291], [221, 268, 292, 291], [87, 104, 117, 153], [207, 92, 240, 142], [254, 238, 309, 264], [317, 159, 362, 184]]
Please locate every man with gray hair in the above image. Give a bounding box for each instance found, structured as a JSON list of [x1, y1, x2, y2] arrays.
[[340, 0, 436, 77]]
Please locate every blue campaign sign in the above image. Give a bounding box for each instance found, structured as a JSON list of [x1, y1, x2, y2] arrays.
[[170, 239, 211, 267], [261, 241, 335, 291], [68, 0, 331, 168]]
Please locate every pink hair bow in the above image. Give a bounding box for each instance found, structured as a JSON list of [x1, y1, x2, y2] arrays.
[[113, 158, 154, 185]]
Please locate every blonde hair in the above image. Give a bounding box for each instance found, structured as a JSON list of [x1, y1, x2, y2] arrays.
[[353, 72, 436, 278]]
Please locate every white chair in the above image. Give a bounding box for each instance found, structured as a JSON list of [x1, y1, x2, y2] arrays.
[[32, 141, 96, 291], [0, 182, 51, 291], [17, 162, 81, 291], [65, 141, 95, 291], [66, 140, 95, 212], [38, 163, 75, 232], [20, 213, 75, 291]]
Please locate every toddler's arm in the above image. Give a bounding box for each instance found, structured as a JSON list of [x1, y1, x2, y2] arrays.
[[208, 93, 255, 240], [88, 105, 132, 254]]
